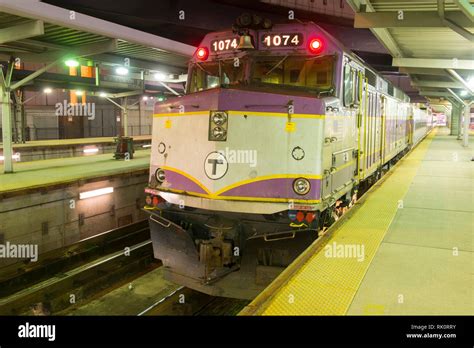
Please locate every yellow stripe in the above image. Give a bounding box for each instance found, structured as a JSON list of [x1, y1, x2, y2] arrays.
[[159, 187, 320, 204], [159, 166, 322, 203], [153, 110, 325, 119]]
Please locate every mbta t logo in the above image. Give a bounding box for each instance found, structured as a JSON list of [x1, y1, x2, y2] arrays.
[[204, 151, 228, 180]]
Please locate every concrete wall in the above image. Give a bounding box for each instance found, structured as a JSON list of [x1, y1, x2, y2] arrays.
[[1, 89, 155, 141], [0, 173, 149, 267]]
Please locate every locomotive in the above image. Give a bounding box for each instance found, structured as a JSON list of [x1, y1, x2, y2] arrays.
[[144, 17, 433, 299]]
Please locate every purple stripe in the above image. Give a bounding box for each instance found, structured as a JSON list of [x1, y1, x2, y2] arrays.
[[163, 169, 321, 200], [221, 178, 321, 200], [155, 88, 325, 115], [164, 170, 208, 194]]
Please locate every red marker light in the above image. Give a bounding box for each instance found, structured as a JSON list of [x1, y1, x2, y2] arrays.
[[196, 47, 209, 61], [308, 38, 323, 54]]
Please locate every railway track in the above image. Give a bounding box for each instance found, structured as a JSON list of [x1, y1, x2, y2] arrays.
[[138, 286, 249, 316], [0, 220, 156, 315]]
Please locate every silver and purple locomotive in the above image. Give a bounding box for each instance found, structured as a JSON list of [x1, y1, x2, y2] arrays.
[[145, 18, 433, 299]]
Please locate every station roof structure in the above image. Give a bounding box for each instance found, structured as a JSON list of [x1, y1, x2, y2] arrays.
[[0, 0, 195, 95], [346, 0, 474, 104]]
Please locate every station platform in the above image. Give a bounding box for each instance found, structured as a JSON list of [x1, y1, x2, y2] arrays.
[[241, 127, 473, 315], [0, 149, 150, 197], [0, 136, 151, 162]]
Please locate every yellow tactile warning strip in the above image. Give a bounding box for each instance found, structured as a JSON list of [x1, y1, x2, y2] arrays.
[[240, 130, 436, 315]]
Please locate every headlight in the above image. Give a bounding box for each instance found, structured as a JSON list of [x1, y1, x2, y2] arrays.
[[209, 111, 228, 141], [212, 112, 227, 125], [211, 126, 227, 140], [155, 168, 166, 183], [293, 178, 311, 195]]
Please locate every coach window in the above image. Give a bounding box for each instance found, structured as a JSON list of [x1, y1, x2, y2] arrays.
[[343, 63, 354, 107]]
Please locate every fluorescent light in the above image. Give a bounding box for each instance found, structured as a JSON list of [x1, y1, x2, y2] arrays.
[[468, 76, 474, 89], [460, 90, 468, 97], [142, 144, 152, 148], [83, 147, 99, 154], [43, 87, 52, 94], [65, 59, 79, 67], [0, 153, 21, 161], [79, 187, 114, 199], [154, 72, 166, 81], [99, 92, 107, 97], [75, 90, 84, 96], [116, 67, 129, 75]]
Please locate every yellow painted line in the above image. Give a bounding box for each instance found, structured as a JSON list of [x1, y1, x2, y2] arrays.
[[241, 129, 436, 315], [153, 110, 325, 119]]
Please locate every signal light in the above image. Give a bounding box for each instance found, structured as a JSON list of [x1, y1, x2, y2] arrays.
[[196, 47, 209, 61], [305, 212, 316, 223], [308, 38, 323, 54]]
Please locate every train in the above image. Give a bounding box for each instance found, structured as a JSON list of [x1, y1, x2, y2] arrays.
[[144, 16, 434, 299]]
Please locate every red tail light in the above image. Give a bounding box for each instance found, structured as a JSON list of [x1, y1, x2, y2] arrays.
[[308, 38, 323, 54], [196, 47, 209, 61]]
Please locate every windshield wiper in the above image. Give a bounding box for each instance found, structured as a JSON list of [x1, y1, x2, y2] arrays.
[[265, 55, 288, 76]]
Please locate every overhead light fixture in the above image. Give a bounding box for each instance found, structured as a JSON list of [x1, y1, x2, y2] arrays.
[[65, 59, 79, 67], [154, 72, 166, 81], [142, 96, 149, 101], [142, 144, 152, 148], [79, 187, 114, 200], [43, 87, 52, 94], [75, 90, 84, 96], [467, 76, 474, 89], [99, 92, 107, 97], [460, 90, 468, 97], [116, 67, 129, 75], [83, 147, 99, 154]]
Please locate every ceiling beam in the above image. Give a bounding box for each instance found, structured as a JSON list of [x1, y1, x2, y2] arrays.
[[14, 39, 118, 63], [0, 20, 44, 44], [446, 68, 474, 94], [419, 90, 451, 97], [354, 11, 473, 28], [399, 68, 449, 76], [454, 0, 474, 22], [0, 0, 195, 57], [346, 0, 404, 58], [411, 80, 463, 88], [16, 39, 187, 73], [393, 58, 474, 70]]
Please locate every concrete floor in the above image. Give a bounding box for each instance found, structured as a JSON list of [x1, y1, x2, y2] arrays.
[[0, 149, 150, 193], [348, 128, 473, 315]]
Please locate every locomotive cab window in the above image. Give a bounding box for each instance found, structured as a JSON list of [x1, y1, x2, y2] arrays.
[[251, 55, 335, 93], [188, 58, 246, 93]]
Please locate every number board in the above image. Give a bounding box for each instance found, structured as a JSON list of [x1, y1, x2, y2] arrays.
[[261, 33, 303, 48], [210, 38, 239, 52]]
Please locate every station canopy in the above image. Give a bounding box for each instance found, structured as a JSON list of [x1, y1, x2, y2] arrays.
[[347, 0, 474, 105]]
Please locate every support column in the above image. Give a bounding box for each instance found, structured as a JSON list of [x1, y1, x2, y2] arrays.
[[122, 96, 128, 137], [463, 102, 470, 147], [1, 84, 13, 173], [450, 103, 460, 136]]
